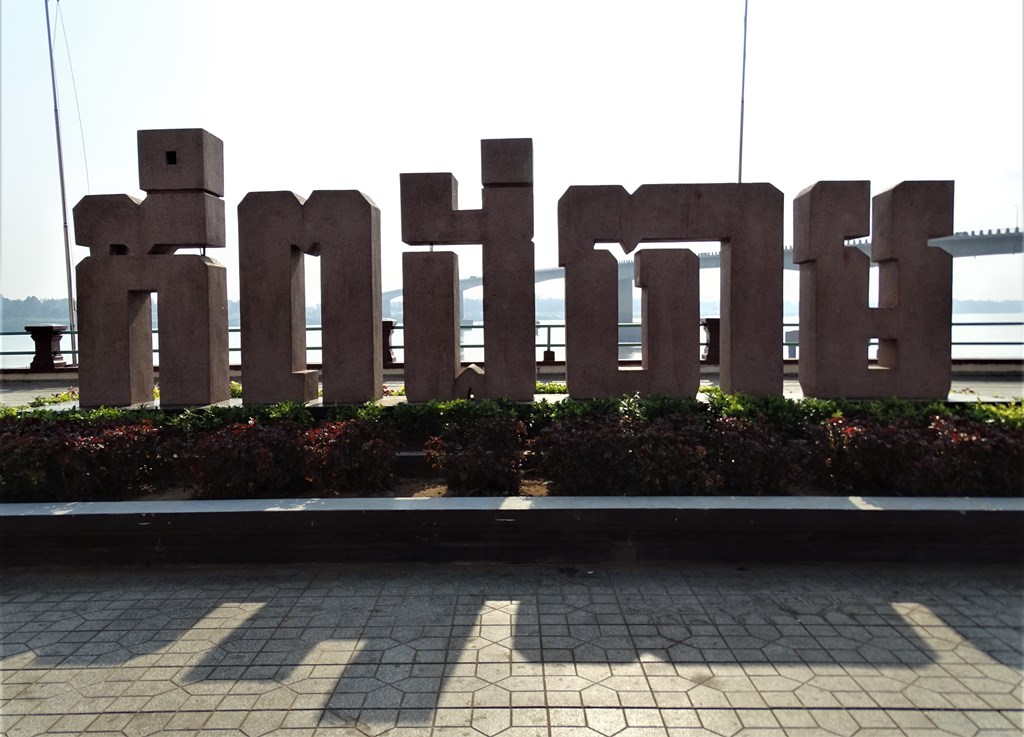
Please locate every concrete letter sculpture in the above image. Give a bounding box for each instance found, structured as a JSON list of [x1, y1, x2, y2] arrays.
[[794, 181, 954, 398], [558, 184, 784, 398], [73, 129, 229, 407], [400, 139, 535, 402], [238, 191, 382, 404], [70, 129, 960, 407]]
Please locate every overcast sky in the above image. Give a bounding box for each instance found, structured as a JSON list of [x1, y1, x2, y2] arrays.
[[1, 0, 1021, 306]]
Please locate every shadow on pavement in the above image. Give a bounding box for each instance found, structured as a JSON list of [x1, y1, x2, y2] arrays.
[[1, 563, 1020, 731]]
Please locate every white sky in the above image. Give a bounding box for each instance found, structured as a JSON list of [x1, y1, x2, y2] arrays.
[[1, 0, 1022, 305]]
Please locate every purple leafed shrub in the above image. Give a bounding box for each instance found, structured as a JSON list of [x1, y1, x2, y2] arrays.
[[425, 416, 527, 495], [1, 398, 1020, 502], [304, 420, 397, 492], [0, 417, 56, 500], [0, 418, 163, 501], [187, 421, 307, 499], [826, 416, 1024, 496], [58, 422, 164, 500], [706, 416, 793, 495], [533, 415, 635, 496], [534, 413, 719, 496], [630, 417, 718, 495], [825, 417, 937, 494], [926, 417, 1023, 495]]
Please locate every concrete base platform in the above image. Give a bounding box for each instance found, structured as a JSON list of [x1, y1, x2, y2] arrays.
[[3, 362, 1022, 407], [2, 496, 1021, 567]]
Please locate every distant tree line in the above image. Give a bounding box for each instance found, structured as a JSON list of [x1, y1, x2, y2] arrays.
[[0, 296, 72, 331], [0, 296, 294, 332]]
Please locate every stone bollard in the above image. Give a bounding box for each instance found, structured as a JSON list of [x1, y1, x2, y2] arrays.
[[382, 319, 396, 367], [785, 329, 800, 359], [25, 324, 68, 371], [700, 318, 720, 364]]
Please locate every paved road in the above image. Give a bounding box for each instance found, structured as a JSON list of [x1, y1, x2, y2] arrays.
[[1, 562, 1020, 736]]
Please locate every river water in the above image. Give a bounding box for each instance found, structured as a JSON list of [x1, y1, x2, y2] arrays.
[[1, 314, 1021, 369]]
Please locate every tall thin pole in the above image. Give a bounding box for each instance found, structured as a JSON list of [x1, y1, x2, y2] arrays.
[[738, 0, 749, 183], [44, 0, 77, 361]]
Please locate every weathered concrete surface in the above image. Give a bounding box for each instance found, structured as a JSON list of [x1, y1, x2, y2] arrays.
[[238, 190, 382, 405], [76, 129, 226, 257], [73, 129, 230, 408], [401, 251, 464, 401], [794, 180, 954, 399], [401, 139, 535, 402], [76, 255, 229, 408], [559, 184, 783, 399]]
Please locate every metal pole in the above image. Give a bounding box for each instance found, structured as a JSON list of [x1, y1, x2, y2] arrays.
[[45, 0, 78, 362], [738, 0, 749, 183]]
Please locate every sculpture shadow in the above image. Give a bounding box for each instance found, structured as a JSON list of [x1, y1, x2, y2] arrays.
[[1, 564, 1019, 731]]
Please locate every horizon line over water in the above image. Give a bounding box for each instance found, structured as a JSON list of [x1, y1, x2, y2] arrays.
[[4, 296, 1024, 335]]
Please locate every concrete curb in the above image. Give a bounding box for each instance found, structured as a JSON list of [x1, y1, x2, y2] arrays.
[[2, 496, 1021, 566]]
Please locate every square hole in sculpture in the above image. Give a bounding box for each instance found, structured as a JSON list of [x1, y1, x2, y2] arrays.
[[595, 241, 719, 361]]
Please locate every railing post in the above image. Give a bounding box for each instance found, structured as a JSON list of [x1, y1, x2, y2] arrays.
[[25, 324, 68, 371], [785, 328, 799, 359], [542, 324, 555, 362]]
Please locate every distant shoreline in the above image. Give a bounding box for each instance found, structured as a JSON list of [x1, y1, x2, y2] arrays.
[[2, 295, 1023, 333]]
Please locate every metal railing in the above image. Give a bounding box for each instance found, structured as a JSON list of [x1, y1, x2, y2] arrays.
[[2, 320, 1022, 368]]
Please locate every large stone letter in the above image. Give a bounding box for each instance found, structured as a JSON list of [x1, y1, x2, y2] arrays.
[[559, 184, 783, 398], [238, 191, 382, 404], [73, 129, 229, 408], [793, 180, 954, 399], [400, 139, 535, 402]]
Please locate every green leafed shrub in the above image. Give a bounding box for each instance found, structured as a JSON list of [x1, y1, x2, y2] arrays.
[[27, 387, 79, 407], [957, 400, 1024, 431], [631, 395, 709, 423], [389, 399, 527, 448], [702, 386, 840, 438], [535, 381, 568, 394], [840, 397, 946, 427]]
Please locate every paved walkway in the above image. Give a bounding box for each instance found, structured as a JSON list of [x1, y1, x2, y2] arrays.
[[1, 562, 1020, 736], [1, 375, 1022, 409]]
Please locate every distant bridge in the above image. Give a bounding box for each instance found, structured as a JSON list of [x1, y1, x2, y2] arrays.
[[381, 228, 1022, 322]]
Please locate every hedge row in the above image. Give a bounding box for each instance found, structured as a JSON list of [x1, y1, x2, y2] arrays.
[[0, 414, 396, 502], [1, 393, 1021, 501]]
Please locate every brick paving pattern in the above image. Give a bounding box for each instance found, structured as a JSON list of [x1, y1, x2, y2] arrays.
[[1, 563, 1020, 736]]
